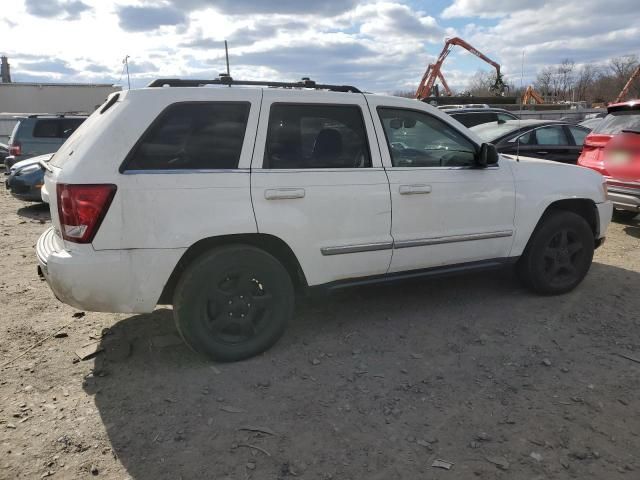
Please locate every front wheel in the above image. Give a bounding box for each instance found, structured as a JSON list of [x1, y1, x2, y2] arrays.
[[517, 211, 595, 295], [173, 245, 294, 362]]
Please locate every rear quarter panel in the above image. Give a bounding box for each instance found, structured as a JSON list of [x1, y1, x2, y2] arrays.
[[51, 88, 261, 251]]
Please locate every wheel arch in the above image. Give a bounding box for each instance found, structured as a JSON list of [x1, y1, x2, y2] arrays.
[[520, 198, 599, 257], [158, 233, 308, 304]]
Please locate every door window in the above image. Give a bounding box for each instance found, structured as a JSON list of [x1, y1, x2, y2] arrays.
[[32, 120, 59, 138], [124, 102, 250, 170], [535, 126, 569, 145], [568, 126, 588, 145], [264, 104, 371, 169], [378, 108, 477, 167]]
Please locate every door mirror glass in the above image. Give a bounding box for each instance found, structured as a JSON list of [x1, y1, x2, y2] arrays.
[[477, 143, 499, 167]]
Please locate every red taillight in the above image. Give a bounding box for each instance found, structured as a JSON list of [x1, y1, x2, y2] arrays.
[[56, 184, 116, 244], [9, 142, 21, 156]]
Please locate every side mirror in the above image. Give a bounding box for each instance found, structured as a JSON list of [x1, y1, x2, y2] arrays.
[[477, 143, 499, 167], [403, 118, 417, 128], [390, 118, 402, 129]]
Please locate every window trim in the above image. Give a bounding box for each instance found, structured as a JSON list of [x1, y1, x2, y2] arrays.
[[376, 106, 483, 170], [262, 102, 373, 170], [119, 100, 252, 174], [509, 123, 572, 147]]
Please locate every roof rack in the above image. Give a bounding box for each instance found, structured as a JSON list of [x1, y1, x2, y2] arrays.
[[146, 75, 362, 93]]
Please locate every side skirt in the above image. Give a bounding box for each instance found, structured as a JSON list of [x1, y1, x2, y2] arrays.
[[307, 257, 519, 294]]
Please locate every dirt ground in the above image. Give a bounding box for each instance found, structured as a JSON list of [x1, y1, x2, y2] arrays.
[[0, 189, 639, 480]]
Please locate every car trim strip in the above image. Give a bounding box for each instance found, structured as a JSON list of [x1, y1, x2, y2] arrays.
[[122, 168, 251, 174], [321, 241, 394, 256], [321, 230, 513, 256], [394, 230, 514, 249]]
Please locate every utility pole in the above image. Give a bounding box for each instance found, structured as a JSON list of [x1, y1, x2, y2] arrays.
[[123, 55, 130, 90]]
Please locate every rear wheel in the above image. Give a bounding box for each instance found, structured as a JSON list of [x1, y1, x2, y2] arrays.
[[517, 211, 594, 294], [173, 245, 294, 362], [612, 208, 637, 223]]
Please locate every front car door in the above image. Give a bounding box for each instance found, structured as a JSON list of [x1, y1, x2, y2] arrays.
[[366, 96, 516, 273], [251, 90, 393, 286]]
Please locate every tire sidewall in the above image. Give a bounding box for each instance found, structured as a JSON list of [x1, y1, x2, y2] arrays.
[[173, 245, 294, 362], [523, 211, 595, 294]]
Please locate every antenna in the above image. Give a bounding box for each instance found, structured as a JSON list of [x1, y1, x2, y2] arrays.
[[123, 55, 131, 90], [224, 40, 230, 87], [516, 50, 524, 162]]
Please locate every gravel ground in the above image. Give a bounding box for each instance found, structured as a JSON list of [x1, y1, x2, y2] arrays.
[[0, 189, 639, 480]]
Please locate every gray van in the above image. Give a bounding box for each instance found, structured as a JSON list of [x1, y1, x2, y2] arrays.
[[5, 114, 86, 171]]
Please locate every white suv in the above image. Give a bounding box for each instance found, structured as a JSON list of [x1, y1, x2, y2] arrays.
[[36, 77, 612, 361]]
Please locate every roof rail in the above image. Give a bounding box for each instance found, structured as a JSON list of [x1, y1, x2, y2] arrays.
[[146, 75, 362, 93]]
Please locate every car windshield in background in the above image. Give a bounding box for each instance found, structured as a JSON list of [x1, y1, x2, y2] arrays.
[[595, 110, 640, 135], [470, 120, 522, 142]]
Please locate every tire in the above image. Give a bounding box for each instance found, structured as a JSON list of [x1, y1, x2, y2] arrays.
[[612, 208, 637, 223], [517, 210, 595, 295], [173, 245, 294, 362]]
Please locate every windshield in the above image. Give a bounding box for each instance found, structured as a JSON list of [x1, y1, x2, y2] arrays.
[[594, 110, 640, 135], [470, 121, 522, 142]]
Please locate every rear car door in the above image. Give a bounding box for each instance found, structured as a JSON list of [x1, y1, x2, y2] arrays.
[[251, 90, 392, 286], [367, 97, 516, 273]]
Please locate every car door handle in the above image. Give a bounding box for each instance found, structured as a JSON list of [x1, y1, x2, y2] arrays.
[[399, 184, 432, 195], [264, 188, 306, 200], [536, 151, 549, 155]]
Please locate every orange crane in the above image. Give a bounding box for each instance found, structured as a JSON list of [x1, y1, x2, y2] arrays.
[[521, 85, 544, 104], [614, 64, 640, 103], [415, 37, 507, 100]]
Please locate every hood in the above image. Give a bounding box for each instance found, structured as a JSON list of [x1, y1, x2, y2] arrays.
[[11, 153, 54, 172]]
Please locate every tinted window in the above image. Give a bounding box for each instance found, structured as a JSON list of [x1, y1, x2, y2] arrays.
[[594, 110, 640, 134], [535, 126, 568, 145], [264, 104, 371, 169], [61, 119, 84, 138], [125, 102, 250, 170], [497, 112, 517, 122], [379, 108, 477, 167], [568, 126, 588, 145], [33, 120, 59, 138], [451, 112, 497, 127]]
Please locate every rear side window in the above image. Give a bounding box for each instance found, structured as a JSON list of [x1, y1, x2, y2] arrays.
[[33, 120, 59, 138], [452, 112, 497, 128], [32, 118, 85, 139], [264, 104, 371, 169], [535, 126, 569, 145], [124, 102, 250, 171], [568, 126, 588, 145]]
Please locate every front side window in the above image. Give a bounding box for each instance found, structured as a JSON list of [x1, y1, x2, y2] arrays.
[[378, 108, 477, 167], [61, 119, 85, 138], [125, 102, 250, 171], [264, 104, 371, 169]]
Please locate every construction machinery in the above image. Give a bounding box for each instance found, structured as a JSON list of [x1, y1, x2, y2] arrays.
[[521, 85, 544, 105], [614, 64, 640, 104], [415, 37, 508, 100]]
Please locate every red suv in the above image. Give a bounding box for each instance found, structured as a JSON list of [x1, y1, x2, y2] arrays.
[[578, 100, 640, 221]]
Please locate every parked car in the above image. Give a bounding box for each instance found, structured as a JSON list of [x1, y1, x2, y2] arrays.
[[471, 119, 590, 163], [5, 114, 86, 171], [36, 78, 611, 362], [577, 100, 640, 181], [579, 129, 640, 222], [446, 107, 519, 128], [0, 142, 8, 165], [5, 153, 53, 202], [579, 117, 603, 131]]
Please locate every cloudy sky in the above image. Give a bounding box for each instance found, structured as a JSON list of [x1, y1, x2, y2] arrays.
[[1, 0, 638, 92]]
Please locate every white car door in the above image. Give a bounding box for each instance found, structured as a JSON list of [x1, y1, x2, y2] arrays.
[[366, 96, 516, 273], [251, 89, 392, 286]]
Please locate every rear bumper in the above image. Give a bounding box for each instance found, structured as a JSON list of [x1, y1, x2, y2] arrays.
[[36, 227, 185, 313], [605, 179, 640, 212]]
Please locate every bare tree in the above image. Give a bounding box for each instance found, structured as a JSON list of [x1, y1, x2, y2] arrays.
[[574, 63, 599, 102]]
